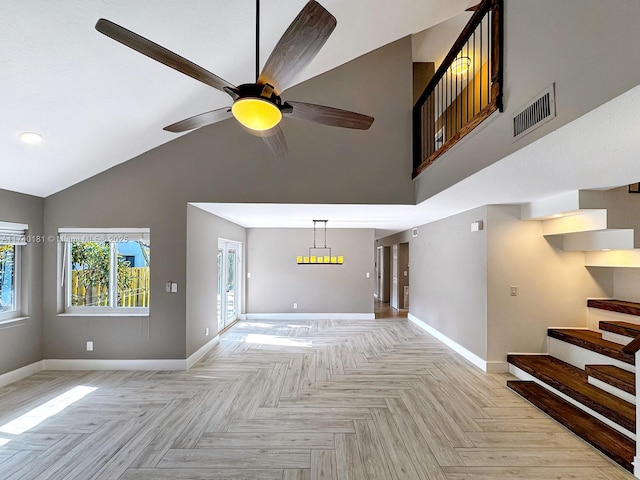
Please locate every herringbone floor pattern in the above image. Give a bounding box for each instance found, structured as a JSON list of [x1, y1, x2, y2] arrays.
[[0, 317, 633, 479]]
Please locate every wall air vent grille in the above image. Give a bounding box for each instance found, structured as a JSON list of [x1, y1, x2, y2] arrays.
[[513, 83, 556, 141]]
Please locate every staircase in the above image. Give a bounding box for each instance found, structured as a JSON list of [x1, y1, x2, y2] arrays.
[[508, 298, 639, 473]]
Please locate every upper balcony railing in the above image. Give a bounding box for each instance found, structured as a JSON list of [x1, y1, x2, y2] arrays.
[[413, 0, 503, 178]]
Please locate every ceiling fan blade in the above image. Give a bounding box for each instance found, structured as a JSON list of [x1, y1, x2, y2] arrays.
[[163, 107, 232, 133], [96, 18, 235, 93], [243, 125, 288, 157], [257, 1, 336, 95], [285, 101, 374, 130]]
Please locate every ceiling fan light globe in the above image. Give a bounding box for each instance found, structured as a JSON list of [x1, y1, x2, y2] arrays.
[[231, 97, 282, 131]]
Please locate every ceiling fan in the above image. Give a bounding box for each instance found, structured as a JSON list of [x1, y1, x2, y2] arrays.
[[95, 0, 374, 157]]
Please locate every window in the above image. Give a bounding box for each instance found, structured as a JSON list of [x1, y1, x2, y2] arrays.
[[0, 221, 27, 321], [59, 229, 150, 315]]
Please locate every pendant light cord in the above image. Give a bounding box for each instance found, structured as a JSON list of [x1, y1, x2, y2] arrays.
[[256, 0, 260, 81]]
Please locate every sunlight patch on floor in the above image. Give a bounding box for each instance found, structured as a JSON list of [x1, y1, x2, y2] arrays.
[[0, 386, 97, 435]]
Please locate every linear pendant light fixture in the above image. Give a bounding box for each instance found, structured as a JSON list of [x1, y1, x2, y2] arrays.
[[297, 220, 343, 265]]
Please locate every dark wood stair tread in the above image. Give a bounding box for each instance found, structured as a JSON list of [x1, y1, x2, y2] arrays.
[[507, 354, 635, 432], [548, 328, 635, 365], [507, 380, 635, 472], [586, 364, 635, 395], [588, 299, 640, 317], [600, 320, 640, 339]]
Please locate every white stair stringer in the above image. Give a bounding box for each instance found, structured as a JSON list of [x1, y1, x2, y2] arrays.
[[548, 336, 635, 373], [509, 363, 636, 440]]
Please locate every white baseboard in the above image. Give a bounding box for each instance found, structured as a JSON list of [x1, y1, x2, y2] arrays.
[[0, 360, 43, 388], [408, 313, 499, 373], [186, 335, 220, 370], [0, 339, 222, 388], [43, 358, 187, 371], [245, 313, 375, 320]]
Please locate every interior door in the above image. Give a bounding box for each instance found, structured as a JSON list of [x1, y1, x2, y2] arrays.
[[376, 246, 383, 298], [217, 240, 242, 331], [391, 244, 399, 309]]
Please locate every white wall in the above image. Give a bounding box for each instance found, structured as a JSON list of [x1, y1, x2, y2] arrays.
[[186, 205, 246, 357], [246, 228, 374, 315]]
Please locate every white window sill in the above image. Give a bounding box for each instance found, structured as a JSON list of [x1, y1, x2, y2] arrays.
[[57, 312, 149, 317], [0, 316, 30, 326]]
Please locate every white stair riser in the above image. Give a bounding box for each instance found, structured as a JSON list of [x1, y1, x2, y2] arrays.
[[509, 364, 635, 440], [602, 330, 634, 346], [541, 209, 607, 235], [562, 229, 634, 251], [587, 376, 636, 405], [587, 307, 640, 334], [548, 337, 635, 373]]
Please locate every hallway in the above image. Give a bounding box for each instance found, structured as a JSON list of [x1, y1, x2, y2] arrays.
[[374, 298, 408, 319]]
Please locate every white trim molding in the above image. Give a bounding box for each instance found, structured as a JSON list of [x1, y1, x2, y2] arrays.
[[0, 360, 43, 388], [0, 336, 222, 388], [246, 313, 375, 320], [186, 335, 220, 370], [408, 313, 500, 373]]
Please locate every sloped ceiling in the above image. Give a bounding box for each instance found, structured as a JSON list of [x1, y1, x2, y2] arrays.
[[1, 0, 474, 197]]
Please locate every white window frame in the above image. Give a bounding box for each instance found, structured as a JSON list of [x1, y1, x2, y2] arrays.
[[59, 228, 150, 316], [0, 221, 27, 322]]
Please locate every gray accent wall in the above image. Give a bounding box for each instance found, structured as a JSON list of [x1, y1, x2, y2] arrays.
[[186, 205, 246, 357], [485, 205, 611, 363], [380, 204, 613, 367], [408, 206, 489, 359], [246, 228, 374, 315], [0, 189, 44, 375], [41, 37, 413, 361], [414, 0, 640, 202]]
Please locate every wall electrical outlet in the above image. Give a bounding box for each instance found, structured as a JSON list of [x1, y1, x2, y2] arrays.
[[86, 341, 94, 352], [510, 286, 518, 296], [366, 272, 370, 278], [293, 302, 298, 309]]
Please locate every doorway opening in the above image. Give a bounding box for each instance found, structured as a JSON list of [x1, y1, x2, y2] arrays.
[[218, 239, 242, 333]]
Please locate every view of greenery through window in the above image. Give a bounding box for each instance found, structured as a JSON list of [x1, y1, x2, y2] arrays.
[[70, 240, 150, 308], [0, 244, 15, 312]]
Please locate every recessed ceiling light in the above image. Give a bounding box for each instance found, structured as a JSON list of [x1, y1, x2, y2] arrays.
[[18, 132, 43, 144]]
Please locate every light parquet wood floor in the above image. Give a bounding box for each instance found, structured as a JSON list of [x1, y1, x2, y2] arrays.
[[0, 317, 634, 479]]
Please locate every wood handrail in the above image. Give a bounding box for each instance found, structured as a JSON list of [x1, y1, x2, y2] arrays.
[[412, 0, 503, 177]]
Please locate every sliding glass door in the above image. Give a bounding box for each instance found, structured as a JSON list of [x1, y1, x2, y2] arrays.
[[217, 240, 242, 331]]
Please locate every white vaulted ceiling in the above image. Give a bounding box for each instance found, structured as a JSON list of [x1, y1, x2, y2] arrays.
[[1, 0, 474, 197]]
